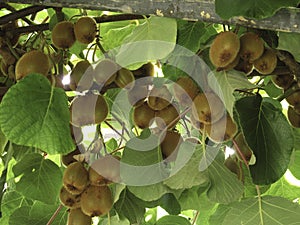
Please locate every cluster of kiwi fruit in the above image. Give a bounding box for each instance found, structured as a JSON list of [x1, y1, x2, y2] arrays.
[[60, 158, 117, 225], [52, 16, 97, 49], [209, 31, 277, 75]]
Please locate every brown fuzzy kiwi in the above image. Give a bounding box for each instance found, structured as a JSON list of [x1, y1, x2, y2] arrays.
[[61, 147, 81, 167], [148, 85, 172, 110], [287, 106, 300, 128], [89, 155, 121, 185], [286, 90, 300, 107], [234, 133, 253, 162], [127, 84, 149, 106], [239, 32, 264, 62], [59, 186, 81, 209], [209, 31, 240, 68], [133, 101, 156, 129], [253, 48, 277, 75], [132, 62, 155, 77], [192, 92, 225, 125], [160, 130, 183, 161], [69, 60, 93, 91], [70, 94, 109, 126], [15, 50, 50, 80], [217, 55, 240, 71], [271, 74, 295, 90], [80, 185, 113, 217], [94, 59, 119, 86], [155, 104, 180, 130], [115, 68, 135, 89], [67, 208, 92, 225], [74, 16, 97, 45], [234, 59, 254, 74], [63, 162, 89, 195], [204, 114, 237, 143], [224, 156, 242, 180], [52, 21, 76, 49], [173, 76, 199, 106], [0, 20, 19, 47]]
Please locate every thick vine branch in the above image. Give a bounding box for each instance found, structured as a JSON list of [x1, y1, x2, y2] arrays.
[[0, 5, 47, 25], [276, 50, 300, 80]]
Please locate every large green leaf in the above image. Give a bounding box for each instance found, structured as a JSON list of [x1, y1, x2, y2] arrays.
[[278, 32, 300, 62], [114, 188, 146, 224], [9, 202, 67, 225], [215, 0, 299, 19], [289, 150, 300, 179], [164, 143, 208, 189], [264, 173, 300, 200], [12, 153, 62, 204], [116, 16, 177, 69], [236, 95, 294, 184], [155, 215, 191, 225], [203, 149, 244, 204], [176, 20, 205, 54], [0, 74, 75, 155], [208, 70, 256, 117], [210, 196, 300, 225]]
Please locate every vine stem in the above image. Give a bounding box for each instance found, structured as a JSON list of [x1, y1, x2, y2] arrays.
[[191, 211, 199, 225], [232, 138, 249, 168], [46, 204, 64, 225], [104, 120, 128, 142], [276, 86, 299, 102], [256, 185, 264, 225]]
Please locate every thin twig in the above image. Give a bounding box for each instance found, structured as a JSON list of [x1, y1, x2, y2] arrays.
[[232, 138, 249, 168], [46, 204, 64, 225]]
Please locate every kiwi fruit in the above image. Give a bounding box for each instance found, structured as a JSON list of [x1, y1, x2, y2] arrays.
[[218, 55, 240, 71], [80, 185, 113, 217], [234, 59, 254, 74], [115, 68, 135, 89], [70, 60, 93, 91], [74, 16, 97, 45], [148, 85, 172, 110], [52, 21, 76, 49], [190, 114, 204, 130], [204, 114, 237, 143], [155, 104, 180, 130], [253, 48, 277, 75], [173, 76, 199, 106], [287, 106, 300, 128], [286, 90, 300, 107], [59, 186, 81, 209], [239, 32, 264, 62], [127, 84, 149, 106], [67, 208, 92, 225], [15, 50, 50, 80], [160, 130, 183, 161], [132, 62, 155, 77], [209, 31, 240, 68], [133, 101, 156, 129], [224, 156, 242, 180], [94, 59, 118, 86], [61, 147, 81, 167], [70, 94, 109, 126], [70, 125, 83, 144], [234, 133, 253, 162], [192, 92, 225, 125], [63, 162, 89, 195], [0, 47, 16, 66], [0, 20, 19, 47], [271, 74, 294, 90], [89, 155, 121, 185]]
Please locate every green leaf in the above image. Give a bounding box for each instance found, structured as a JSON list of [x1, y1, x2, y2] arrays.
[[12, 153, 62, 204], [128, 183, 171, 202], [208, 70, 257, 117], [215, 0, 299, 19], [278, 32, 300, 62], [1, 190, 32, 217], [176, 20, 205, 53], [236, 95, 294, 184], [116, 16, 177, 69], [99, 215, 130, 225], [210, 196, 300, 225], [146, 193, 181, 215], [0, 74, 75, 155], [9, 202, 67, 225], [264, 173, 300, 200], [164, 143, 208, 189], [290, 150, 300, 179], [0, 129, 8, 155], [203, 149, 244, 204], [155, 215, 191, 225], [114, 188, 146, 224]]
